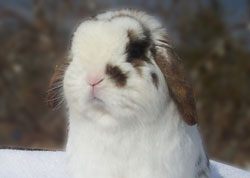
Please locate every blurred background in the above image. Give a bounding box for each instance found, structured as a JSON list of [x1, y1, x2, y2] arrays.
[[0, 0, 249, 169]]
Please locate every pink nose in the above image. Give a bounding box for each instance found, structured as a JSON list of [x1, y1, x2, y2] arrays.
[[86, 72, 104, 86]]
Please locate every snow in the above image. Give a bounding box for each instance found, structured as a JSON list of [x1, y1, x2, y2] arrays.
[[0, 149, 249, 178]]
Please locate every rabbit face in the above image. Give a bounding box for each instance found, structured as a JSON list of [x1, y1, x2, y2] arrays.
[[48, 10, 197, 127], [63, 17, 168, 125]]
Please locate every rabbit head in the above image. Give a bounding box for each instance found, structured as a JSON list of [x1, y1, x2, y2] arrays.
[[47, 9, 197, 126]]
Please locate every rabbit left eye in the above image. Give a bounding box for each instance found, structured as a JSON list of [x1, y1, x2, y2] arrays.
[[126, 40, 149, 62]]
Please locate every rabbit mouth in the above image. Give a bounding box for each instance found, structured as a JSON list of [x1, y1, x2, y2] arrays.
[[92, 96, 103, 102], [88, 96, 105, 106]]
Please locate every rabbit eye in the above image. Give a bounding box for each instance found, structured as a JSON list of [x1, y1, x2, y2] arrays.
[[126, 40, 149, 62]]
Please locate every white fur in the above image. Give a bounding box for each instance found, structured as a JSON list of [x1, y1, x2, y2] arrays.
[[63, 9, 210, 178]]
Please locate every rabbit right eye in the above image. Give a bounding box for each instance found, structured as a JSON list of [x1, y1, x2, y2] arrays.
[[126, 40, 149, 63]]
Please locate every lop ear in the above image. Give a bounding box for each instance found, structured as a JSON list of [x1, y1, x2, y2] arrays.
[[47, 60, 69, 109], [154, 36, 198, 125]]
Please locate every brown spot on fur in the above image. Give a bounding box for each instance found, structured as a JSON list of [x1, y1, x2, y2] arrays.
[[126, 29, 152, 75], [151, 72, 159, 88], [105, 64, 127, 87], [155, 38, 197, 125], [126, 31, 150, 62], [125, 29, 152, 75]]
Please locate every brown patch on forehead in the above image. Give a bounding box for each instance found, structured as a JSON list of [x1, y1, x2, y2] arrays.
[[126, 29, 151, 62], [105, 64, 128, 87], [151, 72, 159, 89], [155, 47, 197, 125], [126, 29, 152, 76]]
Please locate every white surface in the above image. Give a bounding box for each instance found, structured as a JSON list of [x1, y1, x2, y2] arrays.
[[0, 149, 249, 178]]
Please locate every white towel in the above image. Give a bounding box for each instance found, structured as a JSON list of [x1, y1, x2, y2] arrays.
[[0, 149, 249, 178]]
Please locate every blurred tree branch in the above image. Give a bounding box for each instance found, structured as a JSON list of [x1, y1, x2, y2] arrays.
[[0, 7, 37, 31]]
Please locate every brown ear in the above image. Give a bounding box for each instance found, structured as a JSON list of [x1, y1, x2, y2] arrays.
[[154, 38, 198, 125], [47, 61, 68, 109]]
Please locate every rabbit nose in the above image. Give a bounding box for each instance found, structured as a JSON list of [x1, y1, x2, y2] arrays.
[[86, 72, 104, 86]]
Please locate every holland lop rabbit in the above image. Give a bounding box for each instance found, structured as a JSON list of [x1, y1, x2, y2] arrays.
[[48, 9, 210, 178]]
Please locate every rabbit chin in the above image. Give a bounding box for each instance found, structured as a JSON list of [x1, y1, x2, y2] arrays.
[[68, 96, 154, 129]]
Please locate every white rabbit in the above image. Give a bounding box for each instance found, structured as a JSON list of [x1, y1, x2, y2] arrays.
[[48, 9, 210, 178]]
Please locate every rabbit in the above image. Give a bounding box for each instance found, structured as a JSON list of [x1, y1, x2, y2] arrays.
[[47, 9, 210, 178]]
